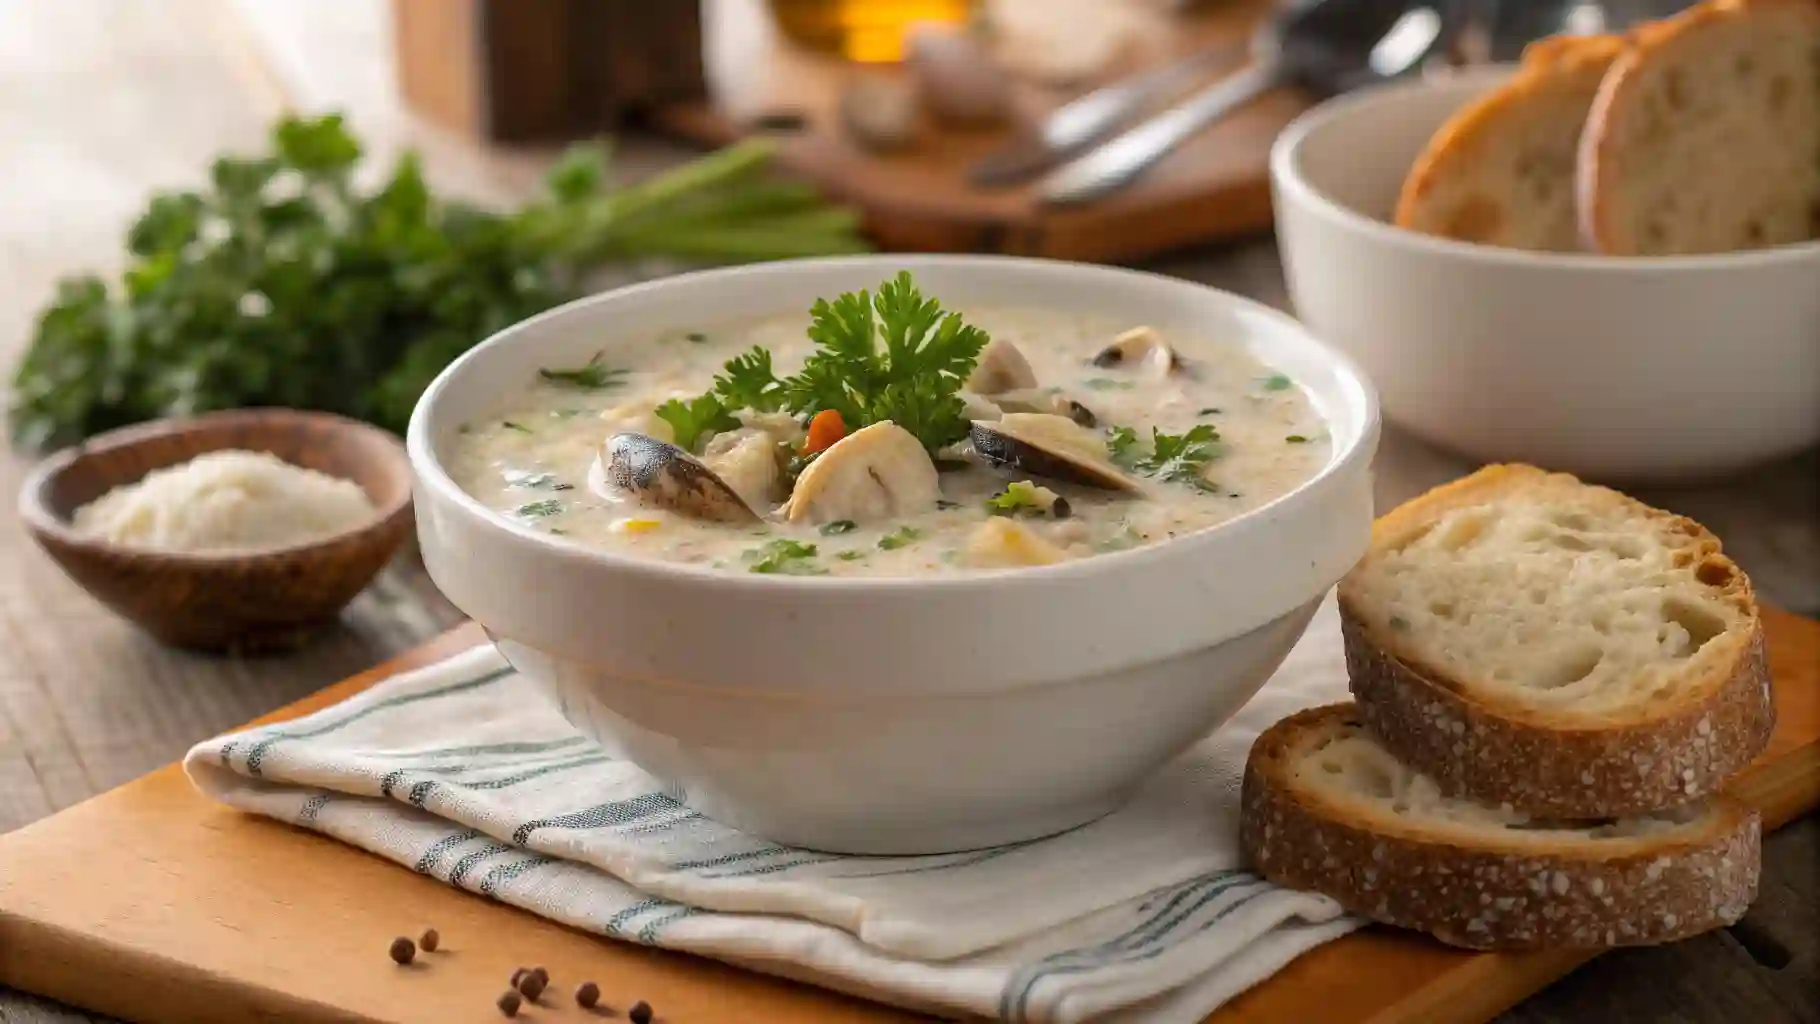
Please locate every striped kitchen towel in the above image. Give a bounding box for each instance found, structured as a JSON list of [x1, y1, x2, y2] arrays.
[[184, 594, 1362, 1023]]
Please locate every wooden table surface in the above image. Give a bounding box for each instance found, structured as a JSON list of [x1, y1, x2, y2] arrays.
[[0, 2, 1813, 1022]]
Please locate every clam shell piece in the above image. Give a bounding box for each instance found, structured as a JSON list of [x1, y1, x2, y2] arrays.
[[602, 432, 759, 523], [780, 421, 941, 525], [700, 428, 784, 510], [992, 388, 1098, 427], [969, 413, 1141, 492], [1090, 326, 1179, 377], [959, 390, 1004, 422], [966, 339, 1038, 395]]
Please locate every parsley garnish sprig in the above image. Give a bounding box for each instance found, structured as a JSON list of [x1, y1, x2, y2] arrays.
[[1106, 424, 1223, 492], [669, 272, 989, 456]]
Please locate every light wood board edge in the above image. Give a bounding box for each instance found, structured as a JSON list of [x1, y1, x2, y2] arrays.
[[0, 610, 1813, 1024]]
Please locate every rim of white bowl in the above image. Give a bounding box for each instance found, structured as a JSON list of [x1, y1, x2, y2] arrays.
[[1270, 68, 1820, 272], [407, 254, 1381, 593]]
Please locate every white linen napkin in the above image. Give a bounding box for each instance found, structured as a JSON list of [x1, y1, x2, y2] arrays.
[[184, 594, 1362, 1023]]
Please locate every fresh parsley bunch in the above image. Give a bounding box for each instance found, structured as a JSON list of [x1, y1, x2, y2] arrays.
[[9, 115, 868, 451], [659, 272, 989, 457]]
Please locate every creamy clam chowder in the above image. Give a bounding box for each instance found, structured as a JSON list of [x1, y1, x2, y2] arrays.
[[448, 280, 1329, 577]]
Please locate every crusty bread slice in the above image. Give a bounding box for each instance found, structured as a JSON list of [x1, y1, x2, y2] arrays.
[[1578, 0, 1820, 254], [1337, 464, 1773, 818], [1240, 703, 1761, 951], [1395, 34, 1627, 251]]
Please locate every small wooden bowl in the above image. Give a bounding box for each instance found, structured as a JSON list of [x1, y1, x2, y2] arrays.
[[18, 408, 414, 653]]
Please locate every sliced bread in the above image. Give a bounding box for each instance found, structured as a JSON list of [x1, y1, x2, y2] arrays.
[[1578, 0, 1820, 254], [1240, 703, 1761, 951], [1336, 464, 1774, 818], [1395, 34, 1627, 251]]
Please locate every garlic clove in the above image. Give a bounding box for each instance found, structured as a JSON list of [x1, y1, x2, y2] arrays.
[[905, 24, 1013, 127], [838, 75, 921, 152]]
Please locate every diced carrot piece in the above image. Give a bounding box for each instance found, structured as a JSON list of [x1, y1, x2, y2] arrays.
[[804, 409, 847, 454]]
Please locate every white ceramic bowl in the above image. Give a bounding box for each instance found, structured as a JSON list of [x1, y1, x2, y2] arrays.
[[409, 256, 1379, 854], [1272, 67, 1820, 484]]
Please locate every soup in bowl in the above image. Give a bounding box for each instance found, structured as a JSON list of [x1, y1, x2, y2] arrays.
[[410, 256, 1379, 853]]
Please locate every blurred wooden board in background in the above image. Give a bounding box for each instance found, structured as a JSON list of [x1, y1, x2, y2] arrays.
[[649, 0, 1308, 260]]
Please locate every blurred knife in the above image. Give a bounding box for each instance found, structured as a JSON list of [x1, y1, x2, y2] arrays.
[[967, 44, 1242, 187], [1039, 0, 1450, 205]]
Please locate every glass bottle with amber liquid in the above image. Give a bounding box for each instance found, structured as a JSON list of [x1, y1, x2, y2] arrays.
[[768, 0, 979, 62]]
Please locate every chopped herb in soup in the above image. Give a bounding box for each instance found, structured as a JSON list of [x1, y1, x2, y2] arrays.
[[448, 273, 1328, 577]]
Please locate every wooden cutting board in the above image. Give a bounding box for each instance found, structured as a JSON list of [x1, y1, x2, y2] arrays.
[[650, 0, 1310, 261], [1, 608, 1816, 1024]]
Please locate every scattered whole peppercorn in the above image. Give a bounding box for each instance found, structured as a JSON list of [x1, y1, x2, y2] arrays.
[[496, 991, 523, 1018], [575, 981, 601, 1009], [532, 966, 550, 985], [510, 968, 527, 989], [516, 970, 547, 1001], [629, 999, 654, 1024], [418, 928, 440, 953], [387, 937, 416, 966]]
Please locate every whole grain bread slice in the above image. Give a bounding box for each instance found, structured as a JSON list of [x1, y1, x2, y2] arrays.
[[1240, 703, 1761, 951], [1395, 34, 1627, 251], [1337, 464, 1774, 818], [1578, 0, 1820, 254]]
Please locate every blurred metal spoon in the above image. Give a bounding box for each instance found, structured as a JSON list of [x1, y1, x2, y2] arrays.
[[968, 45, 1243, 187], [1039, 0, 1451, 206]]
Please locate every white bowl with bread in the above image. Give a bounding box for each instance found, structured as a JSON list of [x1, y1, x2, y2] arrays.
[[1271, 0, 1820, 483], [1241, 464, 1774, 951]]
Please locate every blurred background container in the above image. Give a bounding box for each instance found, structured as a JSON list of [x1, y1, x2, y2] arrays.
[[769, 0, 978, 61]]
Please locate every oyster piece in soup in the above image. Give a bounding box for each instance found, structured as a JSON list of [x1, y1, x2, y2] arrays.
[[780, 422, 940, 525]]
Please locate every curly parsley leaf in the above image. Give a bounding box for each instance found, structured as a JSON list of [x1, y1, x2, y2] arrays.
[[744, 539, 823, 574], [877, 525, 923, 550], [655, 393, 740, 453], [1105, 426, 1141, 468], [987, 480, 1068, 518], [860, 272, 989, 451], [1105, 423, 1223, 492], [1139, 424, 1222, 492], [712, 346, 788, 413]]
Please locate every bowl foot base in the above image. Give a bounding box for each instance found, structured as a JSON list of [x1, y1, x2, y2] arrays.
[[674, 784, 1134, 855]]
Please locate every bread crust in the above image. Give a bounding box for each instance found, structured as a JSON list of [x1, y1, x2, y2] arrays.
[[1395, 34, 1625, 250], [1337, 464, 1776, 818], [1343, 609, 1774, 817], [1240, 705, 1762, 951], [1578, 0, 1820, 253]]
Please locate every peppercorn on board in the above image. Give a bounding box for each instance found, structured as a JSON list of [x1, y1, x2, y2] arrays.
[[0, 609, 1815, 1024]]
